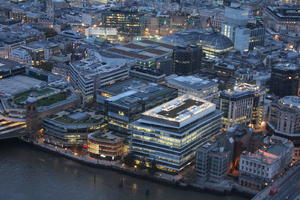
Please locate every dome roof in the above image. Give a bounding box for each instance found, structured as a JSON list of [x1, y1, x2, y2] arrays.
[[200, 33, 234, 50]]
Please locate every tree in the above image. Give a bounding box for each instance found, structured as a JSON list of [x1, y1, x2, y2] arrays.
[[148, 160, 158, 174], [39, 62, 54, 72], [44, 28, 58, 38], [123, 153, 136, 168]]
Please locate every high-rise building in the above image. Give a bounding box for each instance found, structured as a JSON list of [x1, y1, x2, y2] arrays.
[[100, 9, 142, 41], [173, 45, 203, 75], [130, 95, 223, 173], [219, 83, 266, 129], [268, 96, 300, 161], [269, 64, 300, 98], [46, 0, 54, 19], [221, 6, 265, 51]]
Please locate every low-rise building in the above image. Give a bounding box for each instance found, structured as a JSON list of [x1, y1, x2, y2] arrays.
[[105, 40, 175, 75], [43, 109, 104, 147], [239, 136, 294, 190], [268, 96, 300, 161], [87, 131, 124, 161]]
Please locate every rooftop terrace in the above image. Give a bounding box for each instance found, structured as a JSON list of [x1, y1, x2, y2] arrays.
[[49, 108, 103, 124], [0, 75, 45, 96]]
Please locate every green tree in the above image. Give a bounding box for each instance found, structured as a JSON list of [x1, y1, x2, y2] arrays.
[[123, 153, 136, 168], [148, 160, 158, 174], [44, 28, 58, 38], [39, 62, 53, 72]]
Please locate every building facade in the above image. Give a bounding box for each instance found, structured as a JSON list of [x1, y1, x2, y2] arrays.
[[269, 64, 300, 98], [130, 95, 223, 173], [239, 136, 293, 190], [87, 131, 124, 160], [219, 83, 266, 129], [268, 96, 300, 160]]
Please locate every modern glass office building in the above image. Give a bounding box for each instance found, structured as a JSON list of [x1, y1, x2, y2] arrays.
[[130, 95, 223, 173]]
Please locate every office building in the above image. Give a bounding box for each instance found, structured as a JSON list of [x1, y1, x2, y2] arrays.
[[69, 51, 129, 102], [221, 6, 265, 51], [173, 45, 203, 75], [130, 95, 223, 173], [269, 63, 300, 98], [263, 6, 300, 33], [219, 83, 266, 129], [165, 74, 219, 101], [100, 9, 142, 41], [97, 78, 177, 135]]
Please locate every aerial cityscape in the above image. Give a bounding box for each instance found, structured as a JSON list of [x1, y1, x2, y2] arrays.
[[0, 0, 300, 199]]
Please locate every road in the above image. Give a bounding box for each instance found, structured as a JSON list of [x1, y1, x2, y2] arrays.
[[253, 165, 300, 200], [268, 168, 300, 200]]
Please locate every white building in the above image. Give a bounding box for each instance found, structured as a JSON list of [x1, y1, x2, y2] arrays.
[[239, 136, 293, 190], [69, 50, 130, 102], [130, 95, 223, 173], [165, 74, 219, 101]]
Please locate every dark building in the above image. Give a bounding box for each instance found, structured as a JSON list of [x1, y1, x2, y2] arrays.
[[173, 45, 203, 75], [0, 58, 25, 78], [100, 8, 142, 41], [270, 64, 300, 97], [247, 22, 265, 51]]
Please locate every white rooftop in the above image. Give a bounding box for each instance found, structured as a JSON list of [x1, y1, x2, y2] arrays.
[[143, 94, 216, 127]]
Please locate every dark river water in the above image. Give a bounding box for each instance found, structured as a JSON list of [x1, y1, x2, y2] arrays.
[[0, 139, 249, 200]]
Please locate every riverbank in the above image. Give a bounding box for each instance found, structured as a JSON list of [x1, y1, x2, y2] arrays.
[[20, 138, 255, 199]]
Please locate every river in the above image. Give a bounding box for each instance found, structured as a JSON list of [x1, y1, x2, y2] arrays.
[[0, 139, 249, 200]]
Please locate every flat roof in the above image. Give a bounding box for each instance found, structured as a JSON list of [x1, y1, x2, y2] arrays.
[[106, 40, 175, 61], [89, 131, 123, 143], [158, 98, 204, 118], [266, 143, 287, 156], [166, 74, 217, 91], [108, 83, 176, 107], [280, 96, 300, 108], [221, 83, 262, 97], [99, 77, 151, 95], [70, 51, 128, 78], [48, 108, 103, 124], [0, 58, 23, 72], [0, 75, 45, 96], [143, 95, 216, 124]]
